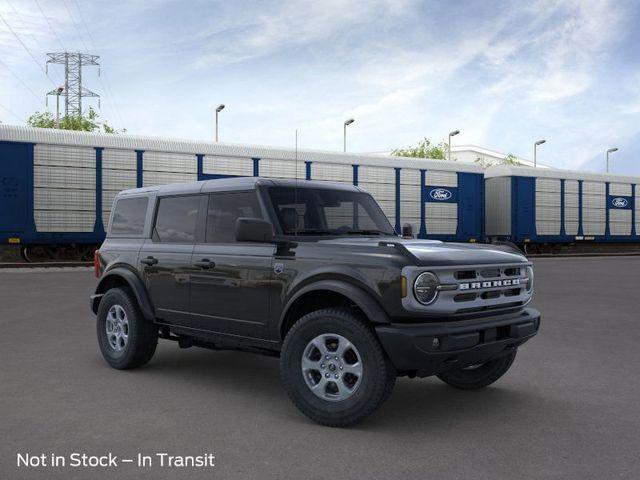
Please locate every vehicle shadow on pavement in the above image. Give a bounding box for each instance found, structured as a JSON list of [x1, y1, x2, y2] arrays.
[[114, 343, 559, 432]]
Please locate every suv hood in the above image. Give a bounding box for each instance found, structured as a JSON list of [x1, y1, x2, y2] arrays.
[[317, 237, 527, 266]]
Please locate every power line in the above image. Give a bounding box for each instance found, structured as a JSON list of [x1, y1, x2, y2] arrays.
[[61, 0, 90, 52], [33, 0, 67, 52], [69, 0, 126, 127], [0, 102, 24, 122], [0, 11, 57, 87], [4, 0, 65, 86], [0, 57, 44, 103]]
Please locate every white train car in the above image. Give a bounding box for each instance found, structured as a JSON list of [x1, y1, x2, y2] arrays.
[[485, 165, 640, 245], [0, 125, 484, 259]]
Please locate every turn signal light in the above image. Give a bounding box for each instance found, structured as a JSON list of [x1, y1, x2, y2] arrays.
[[94, 250, 102, 278]]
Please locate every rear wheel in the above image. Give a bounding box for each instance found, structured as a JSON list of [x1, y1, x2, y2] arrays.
[[436, 350, 517, 390], [96, 287, 158, 369], [280, 308, 396, 427]]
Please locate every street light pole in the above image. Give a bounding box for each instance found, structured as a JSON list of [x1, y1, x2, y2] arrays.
[[343, 118, 354, 152], [215, 104, 225, 142], [606, 147, 618, 173], [534, 139, 546, 168], [55, 87, 64, 128], [448, 130, 460, 161]]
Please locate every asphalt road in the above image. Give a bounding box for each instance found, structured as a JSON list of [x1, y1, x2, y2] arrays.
[[1, 258, 639, 480]]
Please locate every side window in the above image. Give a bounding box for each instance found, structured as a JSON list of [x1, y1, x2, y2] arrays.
[[206, 191, 262, 243], [154, 195, 200, 243], [110, 197, 148, 236]]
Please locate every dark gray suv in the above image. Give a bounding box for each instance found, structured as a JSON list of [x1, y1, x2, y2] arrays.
[[91, 177, 540, 426]]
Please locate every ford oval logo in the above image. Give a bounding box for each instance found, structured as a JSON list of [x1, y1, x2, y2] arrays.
[[611, 197, 628, 208], [429, 188, 452, 201]]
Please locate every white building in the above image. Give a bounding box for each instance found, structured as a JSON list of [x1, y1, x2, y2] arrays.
[[366, 144, 551, 169]]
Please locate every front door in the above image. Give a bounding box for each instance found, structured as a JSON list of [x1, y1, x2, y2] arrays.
[[188, 191, 274, 339], [140, 194, 202, 326]]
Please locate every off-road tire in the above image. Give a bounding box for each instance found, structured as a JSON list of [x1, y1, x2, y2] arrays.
[[436, 350, 517, 390], [280, 308, 396, 427], [96, 287, 158, 370]]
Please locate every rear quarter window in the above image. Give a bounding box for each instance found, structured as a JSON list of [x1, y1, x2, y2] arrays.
[[110, 197, 149, 236]]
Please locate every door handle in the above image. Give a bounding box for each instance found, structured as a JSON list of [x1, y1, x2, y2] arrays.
[[194, 259, 215, 269], [141, 256, 158, 266]]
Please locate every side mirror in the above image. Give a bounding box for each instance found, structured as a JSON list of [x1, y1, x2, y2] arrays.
[[401, 223, 413, 238], [235, 217, 274, 243]]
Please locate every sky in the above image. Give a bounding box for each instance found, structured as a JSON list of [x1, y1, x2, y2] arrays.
[[1, 0, 639, 175]]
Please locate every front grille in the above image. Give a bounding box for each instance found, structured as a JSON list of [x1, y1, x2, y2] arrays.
[[402, 262, 532, 317]]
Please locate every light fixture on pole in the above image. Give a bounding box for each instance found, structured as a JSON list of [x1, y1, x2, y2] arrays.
[[343, 118, 355, 152], [606, 147, 618, 173], [533, 139, 546, 168], [447, 130, 460, 161], [215, 104, 225, 142]]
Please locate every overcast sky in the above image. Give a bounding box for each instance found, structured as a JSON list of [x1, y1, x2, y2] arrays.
[[1, 0, 639, 174]]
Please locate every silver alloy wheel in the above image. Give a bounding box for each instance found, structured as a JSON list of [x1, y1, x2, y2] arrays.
[[301, 333, 363, 402], [105, 304, 129, 353]]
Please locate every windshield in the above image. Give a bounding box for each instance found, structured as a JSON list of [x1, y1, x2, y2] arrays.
[[268, 186, 395, 236]]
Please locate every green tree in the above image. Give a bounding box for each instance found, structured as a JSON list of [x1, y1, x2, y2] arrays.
[[27, 107, 125, 133], [392, 138, 449, 160], [474, 152, 522, 168]]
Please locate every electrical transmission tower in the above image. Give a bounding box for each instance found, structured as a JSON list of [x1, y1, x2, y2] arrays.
[[46, 53, 100, 118]]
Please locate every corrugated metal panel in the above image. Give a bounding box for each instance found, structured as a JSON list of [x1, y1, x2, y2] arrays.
[[358, 182, 395, 201], [144, 151, 196, 173], [400, 169, 421, 185], [34, 144, 95, 168], [103, 149, 136, 171], [565, 180, 579, 194], [485, 164, 640, 185], [358, 166, 395, 184], [583, 222, 605, 235], [312, 162, 353, 183], [564, 207, 579, 234], [34, 165, 96, 190], [425, 170, 457, 187], [536, 176, 561, 234], [34, 189, 95, 211], [259, 158, 305, 179], [484, 177, 511, 236], [583, 181, 606, 195], [203, 155, 253, 176], [34, 211, 95, 232], [103, 169, 136, 191], [143, 171, 197, 187], [0, 124, 484, 174], [565, 221, 579, 235], [609, 183, 631, 196], [536, 178, 560, 192], [426, 203, 457, 234], [609, 209, 631, 235]]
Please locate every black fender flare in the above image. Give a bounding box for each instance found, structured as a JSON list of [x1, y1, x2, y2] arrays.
[[279, 279, 390, 333], [91, 267, 155, 321]]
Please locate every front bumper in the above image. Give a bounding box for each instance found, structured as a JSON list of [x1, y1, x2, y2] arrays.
[[375, 308, 541, 377]]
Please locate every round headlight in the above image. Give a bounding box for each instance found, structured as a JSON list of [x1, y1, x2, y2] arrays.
[[414, 272, 439, 305], [525, 266, 534, 293]]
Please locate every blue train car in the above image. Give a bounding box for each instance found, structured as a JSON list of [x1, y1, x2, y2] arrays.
[[485, 165, 640, 246], [0, 125, 484, 259]]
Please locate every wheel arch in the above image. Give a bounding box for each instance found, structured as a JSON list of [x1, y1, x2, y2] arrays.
[[91, 267, 155, 321], [279, 279, 390, 340]]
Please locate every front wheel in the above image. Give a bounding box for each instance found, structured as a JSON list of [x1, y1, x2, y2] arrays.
[[436, 350, 517, 390], [280, 308, 396, 427]]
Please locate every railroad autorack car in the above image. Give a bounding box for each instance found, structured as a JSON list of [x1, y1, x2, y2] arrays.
[[0, 125, 484, 260], [485, 165, 640, 249]]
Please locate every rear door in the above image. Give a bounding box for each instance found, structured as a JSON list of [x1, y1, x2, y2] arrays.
[[0, 142, 29, 233], [189, 191, 274, 339], [139, 194, 203, 326]]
